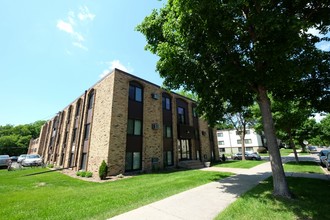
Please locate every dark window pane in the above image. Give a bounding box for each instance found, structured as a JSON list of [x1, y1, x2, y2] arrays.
[[84, 124, 90, 140], [127, 119, 134, 134], [125, 152, 132, 170], [133, 152, 141, 170], [129, 85, 135, 100], [135, 87, 142, 102], [166, 98, 171, 110], [134, 120, 142, 135], [88, 93, 94, 109]]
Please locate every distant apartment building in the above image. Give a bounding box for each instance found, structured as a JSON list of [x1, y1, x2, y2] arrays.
[[217, 128, 265, 154], [29, 69, 219, 176]]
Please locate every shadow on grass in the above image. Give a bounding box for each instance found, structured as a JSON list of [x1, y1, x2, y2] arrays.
[[216, 175, 329, 219], [23, 167, 76, 177]]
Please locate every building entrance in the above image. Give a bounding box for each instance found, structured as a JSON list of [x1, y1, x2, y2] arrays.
[[178, 139, 191, 160]]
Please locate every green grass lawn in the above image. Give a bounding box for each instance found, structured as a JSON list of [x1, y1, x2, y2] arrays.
[[213, 160, 266, 169], [215, 177, 330, 220], [0, 168, 232, 220], [260, 148, 311, 157], [215, 159, 328, 219], [284, 161, 324, 174]]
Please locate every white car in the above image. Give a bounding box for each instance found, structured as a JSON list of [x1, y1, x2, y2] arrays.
[[17, 154, 27, 163], [21, 154, 43, 167]]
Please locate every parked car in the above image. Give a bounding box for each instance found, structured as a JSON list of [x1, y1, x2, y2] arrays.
[[10, 156, 18, 162], [21, 154, 43, 167], [17, 154, 27, 163], [324, 152, 330, 171], [0, 155, 11, 167], [307, 146, 317, 153], [319, 150, 329, 167], [233, 151, 261, 160]]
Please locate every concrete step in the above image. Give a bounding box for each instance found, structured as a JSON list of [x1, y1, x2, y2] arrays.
[[178, 160, 205, 169]]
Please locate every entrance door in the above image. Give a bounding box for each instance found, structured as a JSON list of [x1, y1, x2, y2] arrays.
[[178, 139, 191, 160]]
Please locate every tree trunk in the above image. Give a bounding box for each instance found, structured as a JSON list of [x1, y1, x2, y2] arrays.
[[288, 130, 299, 163], [256, 86, 291, 198], [241, 131, 246, 160]]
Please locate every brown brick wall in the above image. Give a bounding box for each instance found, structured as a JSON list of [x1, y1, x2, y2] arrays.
[[33, 68, 219, 177]]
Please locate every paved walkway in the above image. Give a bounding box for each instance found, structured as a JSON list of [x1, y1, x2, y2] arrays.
[[109, 157, 329, 220]]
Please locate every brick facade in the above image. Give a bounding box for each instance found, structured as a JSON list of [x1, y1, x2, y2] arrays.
[[30, 69, 219, 176]]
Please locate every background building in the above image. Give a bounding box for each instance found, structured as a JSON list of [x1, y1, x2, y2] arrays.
[[30, 69, 219, 176], [217, 128, 265, 155]]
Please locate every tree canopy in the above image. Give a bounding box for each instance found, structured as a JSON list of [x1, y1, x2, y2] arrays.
[[0, 120, 45, 155], [138, 0, 330, 198]]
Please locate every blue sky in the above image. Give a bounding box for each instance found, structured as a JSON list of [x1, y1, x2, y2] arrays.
[[0, 1, 328, 126], [0, 1, 166, 125]]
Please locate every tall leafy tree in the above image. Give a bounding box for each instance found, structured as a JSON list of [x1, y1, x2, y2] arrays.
[[0, 120, 45, 155], [137, 0, 330, 198], [223, 107, 255, 160], [272, 99, 313, 162], [319, 114, 330, 145]]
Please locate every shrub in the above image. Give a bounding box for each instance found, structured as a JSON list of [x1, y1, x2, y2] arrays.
[[76, 171, 93, 178], [85, 171, 93, 178], [99, 160, 108, 180], [47, 164, 54, 168], [80, 171, 87, 177]]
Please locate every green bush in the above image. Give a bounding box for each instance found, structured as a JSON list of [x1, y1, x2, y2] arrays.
[[76, 171, 93, 178], [47, 164, 54, 168], [85, 171, 93, 178], [99, 160, 108, 180]]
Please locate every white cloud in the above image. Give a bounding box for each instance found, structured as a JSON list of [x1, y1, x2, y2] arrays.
[[99, 60, 133, 78], [57, 20, 74, 34], [72, 42, 88, 51], [78, 6, 95, 21], [56, 6, 95, 51]]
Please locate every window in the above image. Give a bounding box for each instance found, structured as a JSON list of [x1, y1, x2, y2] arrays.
[[84, 123, 91, 140], [87, 91, 94, 110], [219, 148, 225, 152], [125, 152, 141, 171], [164, 151, 173, 166], [236, 130, 250, 135], [72, 128, 77, 143], [218, 141, 225, 145], [67, 107, 72, 124], [80, 153, 87, 170], [217, 132, 223, 137], [129, 84, 142, 102], [75, 101, 81, 116], [177, 107, 186, 124], [245, 139, 252, 144], [164, 125, 172, 138], [237, 139, 252, 144], [127, 119, 142, 135], [162, 97, 171, 110]]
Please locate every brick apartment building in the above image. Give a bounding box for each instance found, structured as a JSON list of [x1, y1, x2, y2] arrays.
[[29, 69, 219, 176]]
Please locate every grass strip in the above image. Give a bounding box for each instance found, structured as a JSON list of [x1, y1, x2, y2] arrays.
[[215, 177, 330, 220], [0, 168, 231, 220]]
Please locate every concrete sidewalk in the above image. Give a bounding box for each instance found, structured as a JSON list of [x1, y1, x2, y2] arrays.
[[109, 161, 329, 220], [109, 162, 272, 220]]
